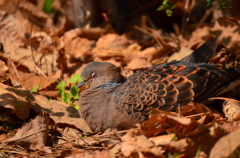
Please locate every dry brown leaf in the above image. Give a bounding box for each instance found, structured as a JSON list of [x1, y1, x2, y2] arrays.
[[56, 149, 113, 158], [149, 134, 175, 146], [221, 122, 240, 132], [0, 85, 33, 120], [38, 90, 58, 98], [93, 34, 141, 60], [121, 129, 163, 158], [5, 113, 50, 149], [166, 122, 229, 156], [222, 100, 240, 121], [210, 17, 240, 48], [67, 28, 108, 41], [59, 29, 93, 59], [57, 126, 97, 147], [0, 59, 9, 83], [197, 113, 215, 125], [124, 57, 152, 70], [8, 58, 21, 86], [0, 11, 28, 51], [32, 94, 92, 132], [179, 102, 212, 117], [209, 127, 240, 158], [167, 46, 193, 62], [0, 59, 8, 74], [141, 113, 206, 137], [0, 134, 8, 142], [17, 0, 53, 30], [76, 136, 100, 147], [19, 71, 59, 91], [0, 0, 18, 13], [181, 26, 210, 48]]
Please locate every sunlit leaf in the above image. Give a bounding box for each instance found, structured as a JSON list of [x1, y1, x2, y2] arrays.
[[62, 92, 71, 103], [56, 81, 66, 95], [70, 74, 82, 84]]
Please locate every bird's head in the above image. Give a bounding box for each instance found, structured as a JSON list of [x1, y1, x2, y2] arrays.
[[78, 62, 124, 89]]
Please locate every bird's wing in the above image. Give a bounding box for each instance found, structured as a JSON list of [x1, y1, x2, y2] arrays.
[[193, 67, 240, 103], [113, 64, 210, 118]]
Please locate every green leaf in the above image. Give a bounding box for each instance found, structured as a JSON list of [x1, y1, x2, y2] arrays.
[[166, 9, 172, 16], [74, 105, 81, 110], [70, 74, 82, 84], [157, 6, 165, 11], [162, 0, 169, 5], [195, 146, 201, 158], [31, 84, 39, 93], [43, 0, 54, 13], [69, 85, 80, 100], [163, 3, 171, 8], [56, 81, 66, 95], [62, 92, 71, 103], [206, 0, 216, 6], [171, 4, 177, 9]]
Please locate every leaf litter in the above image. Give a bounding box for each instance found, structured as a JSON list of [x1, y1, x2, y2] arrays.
[[0, 0, 240, 157]]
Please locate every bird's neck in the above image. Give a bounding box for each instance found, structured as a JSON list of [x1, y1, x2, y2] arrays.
[[98, 82, 122, 90]]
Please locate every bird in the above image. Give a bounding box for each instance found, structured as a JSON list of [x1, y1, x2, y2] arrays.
[[78, 37, 240, 133]]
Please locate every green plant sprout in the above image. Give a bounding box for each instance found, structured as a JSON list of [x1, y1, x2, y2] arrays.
[[43, 0, 54, 13], [157, 0, 177, 17], [195, 146, 201, 158], [56, 74, 82, 110], [31, 84, 39, 93], [207, 0, 232, 10], [158, 0, 232, 17]]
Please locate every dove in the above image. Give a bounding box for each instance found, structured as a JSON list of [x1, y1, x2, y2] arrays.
[[78, 37, 240, 132]]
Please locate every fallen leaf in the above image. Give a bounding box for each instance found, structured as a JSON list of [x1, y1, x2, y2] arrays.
[[0, 59, 8, 74], [121, 129, 163, 158], [6, 113, 51, 149], [32, 94, 92, 132], [19, 71, 59, 91], [124, 57, 152, 70], [0, 84, 33, 120], [8, 58, 21, 86], [56, 149, 113, 158], [209, 127, 240, 158]]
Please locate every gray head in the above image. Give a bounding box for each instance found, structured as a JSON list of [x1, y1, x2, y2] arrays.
[[78, 62, 124, 89]]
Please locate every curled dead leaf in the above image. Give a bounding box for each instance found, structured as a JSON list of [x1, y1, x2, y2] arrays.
[[5, 113, 51, 149], [56, 149, 113, 158], [209, 127, 240, 158], [0, 87, 32, 120], [121, 129, 163, 158]]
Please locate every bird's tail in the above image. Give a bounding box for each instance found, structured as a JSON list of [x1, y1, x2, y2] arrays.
[[181, 37, 218, 63]]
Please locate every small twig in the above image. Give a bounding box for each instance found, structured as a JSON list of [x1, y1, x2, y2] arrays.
[[93, 129, 130, 138], [29, 23, 47, 77], [185, 113, 206, 118], [181, 0, 195, 35], [6, 129, 48, 143], [133, 25, 175, 42]]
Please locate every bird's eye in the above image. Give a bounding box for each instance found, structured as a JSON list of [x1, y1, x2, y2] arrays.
[[91, 72, 97, 78]]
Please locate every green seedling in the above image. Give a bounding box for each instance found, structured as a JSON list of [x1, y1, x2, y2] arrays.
[[158, 0, 232, 17], [31, 84, 39, 93], [56, 74, 82, 110], [207, 0, 232, 10], [157, 0, 177, 17], [43, 0, 54, 13]]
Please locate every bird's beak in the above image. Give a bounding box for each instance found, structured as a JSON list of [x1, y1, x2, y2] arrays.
[[77, 81, 86, 88]]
